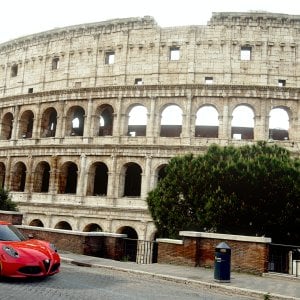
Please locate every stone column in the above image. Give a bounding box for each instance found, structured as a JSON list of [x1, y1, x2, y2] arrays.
[[55, 101, 66, 138], [218, 104, 231, 140], [112, 96, 123, 137], [49, 155, 58, 194], [147, 97, 156, 139], [25, 155, 33, 193], [4, 155, 11, 190], [107, 154, 118, 199], [11, 105, 20, 140], [32, 104, 41, 139], [182, 94, 192, 140], [141, 155, 152, 199], [83, 97, 93, 138], [77, 154, 87, 196]]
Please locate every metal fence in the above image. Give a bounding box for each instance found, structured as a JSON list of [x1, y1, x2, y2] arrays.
[[268, 243, 300, 276], [122, 238, 158, 264]]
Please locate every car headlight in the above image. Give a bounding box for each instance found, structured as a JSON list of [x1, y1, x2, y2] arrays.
[[2, 245, 19, 258], [49, 243, 58, 253]]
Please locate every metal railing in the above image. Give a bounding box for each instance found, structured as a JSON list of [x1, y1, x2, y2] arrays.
[[268, 243, 300, 276]]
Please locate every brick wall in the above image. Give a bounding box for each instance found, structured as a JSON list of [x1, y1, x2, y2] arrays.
[[0, 210, 23, 225], [18, 225, 126, 260], [157, 232, 271, 275]]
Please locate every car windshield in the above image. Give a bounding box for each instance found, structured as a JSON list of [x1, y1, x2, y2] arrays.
[[0, 225, 27, 241]]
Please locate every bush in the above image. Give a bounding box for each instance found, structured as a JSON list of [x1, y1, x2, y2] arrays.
[[0, 188, 17, 211]]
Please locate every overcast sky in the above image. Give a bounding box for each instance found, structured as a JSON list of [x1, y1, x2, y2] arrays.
[[1, 0, 300, 44]]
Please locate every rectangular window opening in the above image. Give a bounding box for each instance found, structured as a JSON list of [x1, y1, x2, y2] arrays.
[[240, 46, 252, 61], [278, 79, 286, 87], [205, 77, 213, 84], [11, 64, 18, 77], [134, 78, 143, 85], [28, 88, 33, 93], [105, 51, 115, 65], [170, 47, 180, 61], [52, 57, 60, 70]]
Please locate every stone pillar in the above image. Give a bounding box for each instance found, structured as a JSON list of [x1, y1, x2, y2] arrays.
[[107, 154, 118, 198], [141, 155, 152, 199], [55, 101, 66, 138], [77, 154, 87, 196], [113, 96, 123, 137], [4, 155, 12, 190], [147, 97, 156, 138], [49, 155, 58, 194], [32, 104, 41, 139], [11, 105, 20, 140], [254, 115, 269, 141], [83, 97, 93, 138], [25, 155, 33, 193], [182, 94, 192, 140], [218, 104, 231, 140]]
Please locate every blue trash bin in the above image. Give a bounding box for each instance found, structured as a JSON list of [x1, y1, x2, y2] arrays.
[[214, 242, 231, 282]]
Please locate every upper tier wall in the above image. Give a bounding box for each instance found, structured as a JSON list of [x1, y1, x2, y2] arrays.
[[1, 12, 300, 97]]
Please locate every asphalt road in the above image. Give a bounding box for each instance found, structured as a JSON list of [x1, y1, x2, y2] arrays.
[[0, 263, 254, 300]]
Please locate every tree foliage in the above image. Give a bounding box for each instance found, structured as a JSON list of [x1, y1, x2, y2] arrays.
[[0, 188, 17, 211], [147, 142, 300, 243]]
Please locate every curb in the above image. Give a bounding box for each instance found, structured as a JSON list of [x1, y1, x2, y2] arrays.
[[61, 257, 299, 300]]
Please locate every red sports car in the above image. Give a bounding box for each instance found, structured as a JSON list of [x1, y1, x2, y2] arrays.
[[0, 221, 60, 278]]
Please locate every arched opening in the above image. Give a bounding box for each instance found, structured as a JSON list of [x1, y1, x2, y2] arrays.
[[155, 164, 167, 186], [54, 221, 72, 230], [118, 226, 138, 262], [87, 162, 108, 196], [195, 106, 219, 138], [98, 105, 114, 136], [40, 107, 57, 137], [269, 107, 289, 140], [231, 105, 254, 140], [160, 105, 182, 137], [83, 223, 102, 232], [11, 162, 26, 191], [0, 162, 6, 188], [127, 105, 147, 137], [1, 112, 13, 140], [19, 110, 34, 138], [59, 162, 78, 194], [33, 161, 50, 193], [66, 106, 85, 136], [123, 163, 142, 197], [29, 219, 44, 227]]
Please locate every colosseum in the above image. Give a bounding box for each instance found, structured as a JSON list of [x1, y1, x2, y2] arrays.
[[0, 11, 299, 241]]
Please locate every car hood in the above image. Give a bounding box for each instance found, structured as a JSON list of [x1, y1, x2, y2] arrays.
[[2, 239, 55, 259]]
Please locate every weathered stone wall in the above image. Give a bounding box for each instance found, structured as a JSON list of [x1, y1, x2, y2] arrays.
[[0, 12, 300, 241]]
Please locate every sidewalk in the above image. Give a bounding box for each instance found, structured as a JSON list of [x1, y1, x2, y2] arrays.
[[60, 251, 300, 300]]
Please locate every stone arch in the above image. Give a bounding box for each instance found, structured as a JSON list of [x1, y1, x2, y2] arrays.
[[19, 110, 34, 138], [231, 104, 255, 140], [160, 104, 182, 137], [83, 223, 102, 232], [117, 226, 138, 262], [66, 106, 85, 136], [269, 106, 290, 140], [154, 164, 167, 187], [0, 162, 6, 188], [29, 219, 44, 227], [96, 104, 114, 136], [33, 161, 50, 193], [127, 104, 148, 137], [11, 161, 26, 191], [86, 162, 108, 196], [58, 161, 78, 194], [122, 162, 142, 197], [54, 221, 72, 230], [195, 105, 219, 138], [1, 112, 13, 140], [40, 107, 57, 137]]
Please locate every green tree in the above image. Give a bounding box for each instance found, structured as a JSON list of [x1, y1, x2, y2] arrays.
[[147, 142, 300, 243], [0, 188, 17, 211]]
